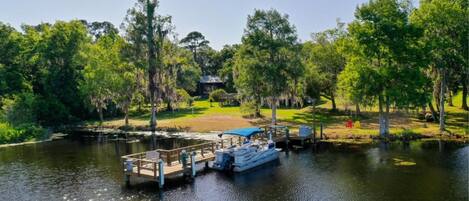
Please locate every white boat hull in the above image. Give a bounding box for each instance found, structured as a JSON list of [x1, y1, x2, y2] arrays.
[[212, 142, 279, 172], [233, 148, 279, 172]]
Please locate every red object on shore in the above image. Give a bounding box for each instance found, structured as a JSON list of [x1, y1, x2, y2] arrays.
[[346, 120, 353, 128]]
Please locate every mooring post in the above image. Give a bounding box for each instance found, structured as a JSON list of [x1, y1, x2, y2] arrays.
[[158, 159, 164, 189], [285, 128, 289, 149], [124, 159, 132, 187], [191, 151, 196, 178], [320, 123, 323, 140]]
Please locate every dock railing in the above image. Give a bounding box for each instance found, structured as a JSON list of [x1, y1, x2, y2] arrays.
[[121, 141, 219, 178]]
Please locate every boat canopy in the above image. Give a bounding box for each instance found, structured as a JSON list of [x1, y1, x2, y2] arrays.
[[222, 127, 264, 138]]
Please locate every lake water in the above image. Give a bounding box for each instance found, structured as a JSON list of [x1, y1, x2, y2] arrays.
[[0, 136, 467, 201]]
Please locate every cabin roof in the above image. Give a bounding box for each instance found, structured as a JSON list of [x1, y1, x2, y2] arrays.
[[200, 75, 223, 84]]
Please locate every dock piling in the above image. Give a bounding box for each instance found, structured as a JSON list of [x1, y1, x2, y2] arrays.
[[158, 159, 164, 188], [191, 152, 196, 178]]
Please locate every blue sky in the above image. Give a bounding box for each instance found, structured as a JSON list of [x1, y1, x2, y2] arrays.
[[1, 0, 374, 49]]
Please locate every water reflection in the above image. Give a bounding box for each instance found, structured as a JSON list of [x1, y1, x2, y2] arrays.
[[0, 136, 467, 201]]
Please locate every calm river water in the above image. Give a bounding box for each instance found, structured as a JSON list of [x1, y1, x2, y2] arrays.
[[0, 136, 467, 201]]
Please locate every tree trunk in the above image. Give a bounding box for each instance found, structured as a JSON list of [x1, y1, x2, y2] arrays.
[[428, 101, 438, 121], [448, 90, 453, 106], [124, 106, 129, 126], [378, 95, 387, 138], [331, 93, 337, 111], [98, 107, 104, 124], [167, 100, 173, 112], [271, 97, 277, 125], [355, 103, 361, 117], [462, 76, 468, 110], [147, 0, 157, 133], [434, 78, 441, 112], [255, 94, 261, 118], [439, 69, 446, 132], [385, 95, 390, 135]]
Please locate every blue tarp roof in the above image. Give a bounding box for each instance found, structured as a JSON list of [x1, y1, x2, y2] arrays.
[[223, 127, 263, 137]]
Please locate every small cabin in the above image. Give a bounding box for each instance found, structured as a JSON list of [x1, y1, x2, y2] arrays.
[[198, 75, 225, 96]]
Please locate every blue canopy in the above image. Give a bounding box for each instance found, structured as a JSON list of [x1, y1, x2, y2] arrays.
[[223, 127, 264, 138]]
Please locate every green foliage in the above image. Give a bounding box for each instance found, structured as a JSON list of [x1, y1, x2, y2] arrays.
[[209, 89, 227, 102], [2, 92, 36, 126], [240, 100, 258, 117], [234, 9, 303, 117], [0, 122, 46, 144], [218, 45, 239, 92], [303, 23, 346, 109], [175, 89, 191, 107], [0, 22, 29, 96]]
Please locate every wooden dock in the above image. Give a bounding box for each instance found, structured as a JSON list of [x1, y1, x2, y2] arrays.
[[121, 142, 219, 188]]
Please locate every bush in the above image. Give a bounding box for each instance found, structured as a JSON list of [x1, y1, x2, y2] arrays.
[[176, 89, 191, 106], [240, 101, 258, 117], [0, 122, 46, 144], [2, 92, 37, 126], [209, 89, 227, 102], [35, 96, 70, 126], [0, 122, 22, 144]]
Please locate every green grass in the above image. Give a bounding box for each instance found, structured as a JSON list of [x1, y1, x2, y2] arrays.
[[89, 95, 467, 137]]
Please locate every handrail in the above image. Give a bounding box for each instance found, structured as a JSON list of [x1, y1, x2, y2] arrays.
[[122, 141, 218, 167]]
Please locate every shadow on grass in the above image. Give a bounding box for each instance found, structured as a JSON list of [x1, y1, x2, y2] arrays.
[[130, 107, 209, 121]]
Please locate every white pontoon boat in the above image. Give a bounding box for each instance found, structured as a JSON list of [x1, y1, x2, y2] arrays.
[[212, 127, 279, 172]]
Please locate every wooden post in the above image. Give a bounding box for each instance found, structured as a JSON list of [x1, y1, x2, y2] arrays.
[[124, 159, 132, 186], [153, 162, 157, 178], [158, 159, 164, 189], [191, 152, 196, 178], [167, 152, 171, 166], [320, 123, 323, 140], [285, 129, 289, 148], [137, 156, 141, 176], [230, 138, 233, 146], [211, 143, 215, 153]]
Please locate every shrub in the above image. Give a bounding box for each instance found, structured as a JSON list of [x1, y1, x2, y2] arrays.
[[240, 100, 258, 117], [209, 89, 227, 102], [35, 96, 70, 126], [0, 122, 45, 144], [176, 89, 191, 106], [2, 92, 37, 126], [0, 122, 22, 144]]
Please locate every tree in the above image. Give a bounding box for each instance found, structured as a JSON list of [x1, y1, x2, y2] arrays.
[[303, 23, 346, 111], [411, 0, 468, 131], [218, 45, 240, 93], [341, 0, 426, 137], [0, 22, 28, 98], [123, 0, 172, 132], [80, 35, 120, 123], [22, 21, 90, 125], [180, 31, 210, 74], [234, 9, 303, 124]]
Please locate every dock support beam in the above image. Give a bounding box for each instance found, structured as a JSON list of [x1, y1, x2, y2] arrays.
[[191, 152, 196, 178], [158, 159, 164, 189]]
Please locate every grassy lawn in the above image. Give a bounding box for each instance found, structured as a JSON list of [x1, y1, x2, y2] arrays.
[[89, 93, 468, 137]]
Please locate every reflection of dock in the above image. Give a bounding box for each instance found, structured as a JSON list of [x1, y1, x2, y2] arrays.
[[121, 142, 218, 188]]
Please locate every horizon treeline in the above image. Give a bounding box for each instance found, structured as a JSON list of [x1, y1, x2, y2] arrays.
[[0, 0, 467, 143]]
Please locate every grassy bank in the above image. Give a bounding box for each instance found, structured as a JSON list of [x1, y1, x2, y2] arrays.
[[86, 92, 468, 139], [0, 122, 47, 144]]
